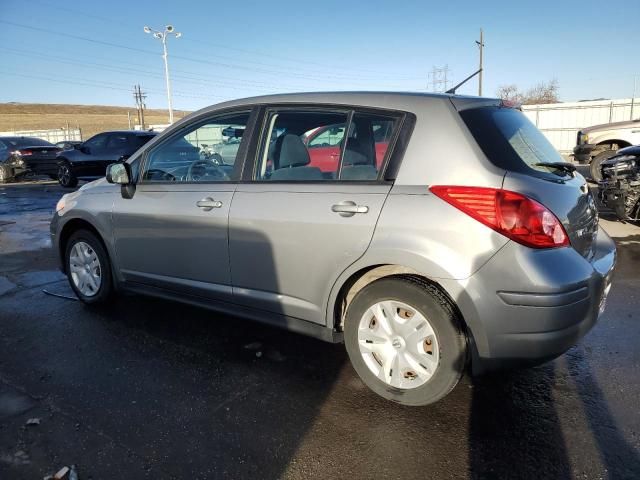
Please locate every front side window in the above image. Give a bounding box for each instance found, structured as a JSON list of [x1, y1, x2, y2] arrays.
[[83, 134, 108, 149], [142, 112, 250, 183]]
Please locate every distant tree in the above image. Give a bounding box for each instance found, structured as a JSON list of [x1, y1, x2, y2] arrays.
[[496, 79, 560, 105]]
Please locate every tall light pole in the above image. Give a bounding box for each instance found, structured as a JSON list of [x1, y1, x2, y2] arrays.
[[144, 25, 182, 124], [476, 28, 484, 96]]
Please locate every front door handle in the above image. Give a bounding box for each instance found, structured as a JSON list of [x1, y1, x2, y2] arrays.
[[196, 197, 223, 211], [331, 201, 369, 217]]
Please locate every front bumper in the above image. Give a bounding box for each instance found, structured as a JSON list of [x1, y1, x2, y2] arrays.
[[441, 226, 616, 374]]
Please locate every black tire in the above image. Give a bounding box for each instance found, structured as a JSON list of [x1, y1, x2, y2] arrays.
[[0, 164, 13, 184], [590, 149, 616, 183], [58, 161, 78, 188], [344, 276, 467, 406], [65, 229, 113, 304]]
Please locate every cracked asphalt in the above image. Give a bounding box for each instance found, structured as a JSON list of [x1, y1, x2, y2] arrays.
[[0, 180, 639, 479]]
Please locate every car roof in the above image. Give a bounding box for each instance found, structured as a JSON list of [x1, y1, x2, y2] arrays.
[[189, 91, 499, 117]]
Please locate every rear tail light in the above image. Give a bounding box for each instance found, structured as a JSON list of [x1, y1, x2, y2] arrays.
[[17, 149, 33, 156], [430, 186, 569, 249]]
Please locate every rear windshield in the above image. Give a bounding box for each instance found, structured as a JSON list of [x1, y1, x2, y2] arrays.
[[131, 134, 156, 149], [2, 137, 54, 148], [460, 107, 567, 178]]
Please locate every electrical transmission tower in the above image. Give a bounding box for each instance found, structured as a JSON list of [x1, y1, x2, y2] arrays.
[[428, 65, 450, 93], [132, 84, 147, 130]]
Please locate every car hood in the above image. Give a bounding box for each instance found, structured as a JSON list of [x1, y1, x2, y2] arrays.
[[78, 177, 111, 193], [614, 144, 640, 157], [581, 119, 640, 134]]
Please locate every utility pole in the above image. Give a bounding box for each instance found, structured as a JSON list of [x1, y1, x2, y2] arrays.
[[476, 28, 484, 96], [144, 25, 182, 124], [631, 75, 638, 120], [428, 65, 450, 93], [132, 84, 147, 130]]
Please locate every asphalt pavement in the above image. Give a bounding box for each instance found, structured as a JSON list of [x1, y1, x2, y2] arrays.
[[0, 180, 639, 479]]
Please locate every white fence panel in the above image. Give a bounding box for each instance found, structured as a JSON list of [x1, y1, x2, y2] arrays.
[[0, 128, 82, 143], [522, 98, 638, 154]]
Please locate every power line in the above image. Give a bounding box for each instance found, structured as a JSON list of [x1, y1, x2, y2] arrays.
[[0, 20, 423, 84], [0, 45, 424, 92], [27, 0, 424, 80]]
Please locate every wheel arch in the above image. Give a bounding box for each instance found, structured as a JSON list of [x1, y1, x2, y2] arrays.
[[331, 264, 470, 335], [595, 139, 631, 149], [331, 264, 478, 370], [58, 218, 110, 274]]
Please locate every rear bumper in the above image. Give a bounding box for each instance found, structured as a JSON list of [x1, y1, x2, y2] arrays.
[[441, 226, 616, 374]]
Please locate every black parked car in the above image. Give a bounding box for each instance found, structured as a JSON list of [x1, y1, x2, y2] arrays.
[[57, 131, 157, 187], [0, 136, 61, 183]]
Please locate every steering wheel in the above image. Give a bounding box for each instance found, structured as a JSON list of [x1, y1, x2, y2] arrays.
[[186, 158, 229, 182]]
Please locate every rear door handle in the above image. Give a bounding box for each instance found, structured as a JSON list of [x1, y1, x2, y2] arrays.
[[331, 201, 369, 217], [196, 197, 223, 211]]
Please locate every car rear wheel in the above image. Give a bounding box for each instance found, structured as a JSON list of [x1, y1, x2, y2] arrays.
[[58, 162, 78, 188], [590, 149, 616, 183], [0, 165, 13, 184], [344, 276, 467, 406], [65, 230, 113, 304]]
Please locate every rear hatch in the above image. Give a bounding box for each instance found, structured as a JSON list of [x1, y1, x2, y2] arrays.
[[457, 102, 598, 258]]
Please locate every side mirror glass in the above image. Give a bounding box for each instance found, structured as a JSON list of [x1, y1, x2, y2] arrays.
[[106, 162, 130, 185]]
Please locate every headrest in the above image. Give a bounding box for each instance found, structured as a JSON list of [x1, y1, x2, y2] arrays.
[[274, 134, 310, 168]]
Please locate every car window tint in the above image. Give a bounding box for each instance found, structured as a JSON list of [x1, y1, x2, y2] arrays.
[[143, 112, 250, 183], [340, 113, 398, 181], [256, 110, 348, 181], [130, 134, 156, 150], [0, 141, 7, 154], [107, 134, 129, 148], [307, 124, 345, 148], [83, 134, 108, 149]]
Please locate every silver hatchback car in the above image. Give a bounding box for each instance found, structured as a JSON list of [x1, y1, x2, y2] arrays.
[[51, 92, 616, 406]]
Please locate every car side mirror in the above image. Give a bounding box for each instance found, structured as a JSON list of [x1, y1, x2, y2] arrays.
[[80, 146, 90, 154], [73, 143, 82, 150], [106, 162, 136, 199], [106, 162, 130, 185]]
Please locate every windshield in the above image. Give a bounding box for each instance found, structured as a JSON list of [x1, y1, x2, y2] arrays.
[[460, 107, 567, 177]]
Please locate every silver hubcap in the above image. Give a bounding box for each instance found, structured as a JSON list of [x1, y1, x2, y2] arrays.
[[358, 300, 439, 389], [69, 241, 101, 296]]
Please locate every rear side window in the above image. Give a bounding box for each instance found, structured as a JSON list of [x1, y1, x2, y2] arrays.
[[254, 109, 400, 182], [130, 134, 155, 150], [460, 107, 567, 178]]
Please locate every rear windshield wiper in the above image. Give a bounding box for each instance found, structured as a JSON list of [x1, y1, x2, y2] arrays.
[[534, 162, 576, 174]]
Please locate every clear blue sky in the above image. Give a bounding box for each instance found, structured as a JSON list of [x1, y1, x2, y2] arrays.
[[0, 0, 638, 110]]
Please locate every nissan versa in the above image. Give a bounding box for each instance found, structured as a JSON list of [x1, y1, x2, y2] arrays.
[[50, 92, 616, 406]]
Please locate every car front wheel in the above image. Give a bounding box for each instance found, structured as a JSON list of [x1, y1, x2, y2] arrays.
[[65, 230, 113, 304], [58, 162, 78, 188], [344, 276, 467, 406]]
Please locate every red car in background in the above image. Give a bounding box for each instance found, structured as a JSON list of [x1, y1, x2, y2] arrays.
[[303, 123, 390, 172]]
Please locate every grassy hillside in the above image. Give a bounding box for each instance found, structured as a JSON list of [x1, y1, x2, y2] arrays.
[[0, 103, 192, 139]]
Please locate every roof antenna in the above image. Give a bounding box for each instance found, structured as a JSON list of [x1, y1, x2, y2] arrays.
[[445, 68, 483, 95]]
